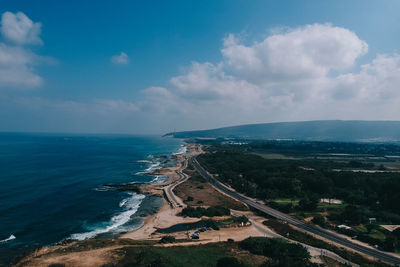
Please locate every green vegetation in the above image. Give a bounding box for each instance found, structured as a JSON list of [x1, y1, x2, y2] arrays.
[[115, 244, 233, 267], [198, 148, 400, 219], [263, 219, 392, 267], [197, 141, 400, 253], [311, 214, 326, 227], [220, 215, 249, 226], [216, 257, 248, 267], [179, 206, 230, 218], [240, 237, 314, 267], [159, 235, 176, 243]]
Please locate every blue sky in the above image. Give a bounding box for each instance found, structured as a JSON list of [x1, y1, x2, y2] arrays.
[[1, 1, 400, 134]]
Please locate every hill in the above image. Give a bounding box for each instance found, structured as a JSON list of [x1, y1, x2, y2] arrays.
[[164, 120, 400, 142]]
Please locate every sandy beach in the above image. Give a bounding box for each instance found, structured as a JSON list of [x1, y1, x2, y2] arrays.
[[121, 143, 203, 240]]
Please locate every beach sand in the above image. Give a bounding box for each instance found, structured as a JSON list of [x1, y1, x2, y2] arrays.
[[121, 143, 202, 240]]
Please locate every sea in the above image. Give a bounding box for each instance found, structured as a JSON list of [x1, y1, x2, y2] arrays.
[[0, 133, 184, 266]]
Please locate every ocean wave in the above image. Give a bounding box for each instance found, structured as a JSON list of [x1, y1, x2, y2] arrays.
[[137, 160, 151, 163], [150, 175, 167, 183], [70, 193, 145, 240], [119, 198, 128, 207], [93, 186, 111, 192], [135, 158, 162, 175], [173, 144, 187, 155], [0, 234, 16, 243]]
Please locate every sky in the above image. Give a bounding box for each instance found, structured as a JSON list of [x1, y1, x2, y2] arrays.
[[1, 0, 400, 134]]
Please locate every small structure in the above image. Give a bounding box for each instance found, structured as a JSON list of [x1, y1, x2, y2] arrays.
[[320, 198, 343, 204], [368, 218, 377, 224], [338, 224, 351, 230]]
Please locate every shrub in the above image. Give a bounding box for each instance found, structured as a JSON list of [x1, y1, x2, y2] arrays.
[[311, 214, 326, 227], [216, 257, 244, 267], [233, 215, 249, 224], [240, 237, 310, 266], [159, 235, 176, 243], [298, 197, 318, 211], [179, 206, 230, 218]]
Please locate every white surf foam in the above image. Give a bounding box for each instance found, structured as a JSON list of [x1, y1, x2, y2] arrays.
[[150, 175, 167, 183], [70, 193, 145, 240], [173, 144, 187, 155], [137, 160, 151, 163], [93, 186, 111, 192], [0, 234, 16, 243], [135, 158, 162, 175], [119, 198, 128, 207]]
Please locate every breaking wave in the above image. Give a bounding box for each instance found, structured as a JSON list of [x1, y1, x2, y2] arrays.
[[70, 193, 145, 240], [0, 234, 16, 243], [173, 144, 187, 155]]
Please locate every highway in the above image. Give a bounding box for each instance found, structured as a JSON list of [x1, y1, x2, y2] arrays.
[[190, 157, 400, 266]]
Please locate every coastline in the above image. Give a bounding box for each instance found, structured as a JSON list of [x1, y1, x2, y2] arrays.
[[121, 143, 201, 240]]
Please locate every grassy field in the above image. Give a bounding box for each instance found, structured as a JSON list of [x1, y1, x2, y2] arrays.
[[368, 229, 386, 241], [272, 198, 300, 206], [253, 150, 400, 171], [252, 153, 298, 160], [317, 202, 346, 208]]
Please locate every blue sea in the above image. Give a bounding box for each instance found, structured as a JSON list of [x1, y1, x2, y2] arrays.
[[0, 133, 183, 266]]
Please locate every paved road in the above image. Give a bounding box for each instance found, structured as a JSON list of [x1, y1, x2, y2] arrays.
[[164, 159, 189, 207], [191, 157, 400, 266]]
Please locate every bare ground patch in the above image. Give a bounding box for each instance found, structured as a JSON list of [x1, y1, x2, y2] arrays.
[[173, 169, 248, 210]]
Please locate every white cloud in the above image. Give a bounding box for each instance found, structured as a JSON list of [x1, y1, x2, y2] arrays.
[[222, 24, 368, 84], [134, 24, 400, 131], [1, 11, 42, 45], [111, 52, 129, 65], [0, 44, 43, 87], [3, 22, 400, 134], [333, 54, 400, 102], [0, 12, 49, 89]]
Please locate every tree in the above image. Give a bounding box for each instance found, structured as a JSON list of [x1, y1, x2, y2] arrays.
[[340, 205, 367, 225], [298, 197, 318, 211], [216, 257, 244, 267], [159, 235, 176, 243], [311, 214, 326, 227]]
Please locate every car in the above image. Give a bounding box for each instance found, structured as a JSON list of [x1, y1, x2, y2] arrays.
[[191, 234, 199, 239]]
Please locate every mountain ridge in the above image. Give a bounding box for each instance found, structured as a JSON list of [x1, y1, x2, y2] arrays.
[[164, 120, 400, 142]]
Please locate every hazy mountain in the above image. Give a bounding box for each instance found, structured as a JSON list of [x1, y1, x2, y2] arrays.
[[165, 120, 400, 142]]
